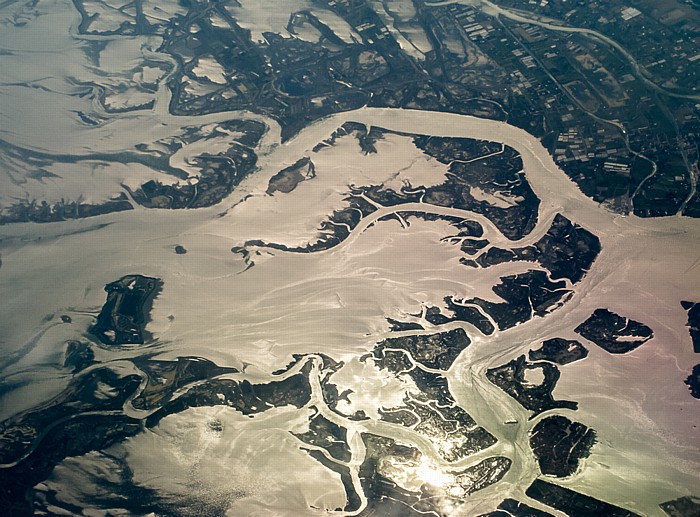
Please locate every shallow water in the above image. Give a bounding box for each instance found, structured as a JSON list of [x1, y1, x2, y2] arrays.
[[0, 0, 699, 514]]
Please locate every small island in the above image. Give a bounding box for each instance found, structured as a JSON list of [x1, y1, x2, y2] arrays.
[[659, 495, 700, 516], [575, 308, 653, 354], [90, 275, 162, 346], [529, 415, 596, 477], [529, 338, 588, 365], [63, 340, 96, 373], [266, 157, 316, 195], [681, 301, 700, 353], [685, 364, 700, 399], [294, 406, 351, 462]]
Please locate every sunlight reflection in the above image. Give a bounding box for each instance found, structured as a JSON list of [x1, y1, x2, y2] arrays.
[[416, 457, 453, 488]]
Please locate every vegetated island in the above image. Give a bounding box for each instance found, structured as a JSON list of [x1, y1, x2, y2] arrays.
[[90, 274, 162, 345], [474, 213, 601, 283], [575, 308, 653, 353], [266, 157, 316, 195], [486, 355, 577, 416], [681, 301, 700, 353], [526, 479, 640, 516], [478, 498, 554, 516], [358, 433, 511, 516], [529, 338, 588, 365], [659, 495, 700, 516], [529, 415, 596, 477], [371, 330, 498, 463], [685, 364, 700, 399]]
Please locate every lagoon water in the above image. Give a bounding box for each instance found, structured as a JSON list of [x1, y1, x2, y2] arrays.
[[1, 0, 699, 514]]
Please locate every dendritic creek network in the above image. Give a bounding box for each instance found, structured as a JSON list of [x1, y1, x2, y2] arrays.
[[1, 0, 699, 515]]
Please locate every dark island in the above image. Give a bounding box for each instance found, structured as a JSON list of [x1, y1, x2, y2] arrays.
[[130, 356, 238, 410], [358, 433, 511, 515], [0, 367, 142, 465], [526, 479, 641, 516], [529, 415, 597, 477], [241, 126, 541, 257], [659, 495, 700, 516], [529, 338, 588, 365], [685, 364, 700, 399], [129, 120, 266, 210], [418, 301, 496, 336], [486, 355, 577, 416], [681, 301, 700, 353], [462, 270, 572, 331], [575, 308, 654, 353], [145, 364, 314, 427], [479, 498, 554, 516], [371, 346, 497, 462], [293, 406, 351, 462], [90, 275, 162, 346], [374, 328, 471, 371], [475, 214, 601, 283], [358, 131, 541, 241], [62, 340, 96, 373], [266, 157, 316, 195], [386, 318, 424, 332]]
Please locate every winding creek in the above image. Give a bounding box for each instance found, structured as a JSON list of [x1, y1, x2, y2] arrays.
[[1, 104, 699, 515]]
